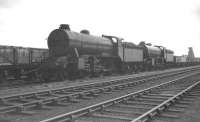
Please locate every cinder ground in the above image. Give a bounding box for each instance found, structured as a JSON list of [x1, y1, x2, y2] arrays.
[[152, 77, 200, 122], [0, 66, 199, 122], [171, 96, 200, 122], [0, 68, 199, 122]]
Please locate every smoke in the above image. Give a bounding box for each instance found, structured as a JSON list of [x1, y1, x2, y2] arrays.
[[0, 0, 20, 8]]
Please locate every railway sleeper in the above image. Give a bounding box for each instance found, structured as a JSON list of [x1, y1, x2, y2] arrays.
[[67, 97, 81, 103], [49, 94, 65, 98], [124, 101, 158, 106], [25, 99, 55, 109], [158, 112, 180, 119], [33, 102, 52, 110], [155, 88, 184, 92], [166, 107, 185, 113], [90, 113, 134, 121], [140, 95, 170, 100], [32, 94, 48, 100], [148, 93, 173, 98], [6, 99, 29, 104], [176, 100, 194, 105], [137, 97, 168, 101], [45, 100, 70, 106], [180, 98, 195, 102], [147, 93, 174, 97], [153, 115, 179, 121], [113, 87, 124, 91], [9, 106, 36, 115], [47, 91, 60, 96], [183, 95, 199, 98], [173, 104, 189, 108], [187, 93, 200, 96], [102, 90, 113, 94], [56, 91, 75, 95], [14, 97, 32, 103], [0, 105, 20, 113], [0, 99, 13, 106], [103, 108, 146, 115], [87, 92, 99, 97], [134, 99, 164, 103], [114, 104, 152, 110], [188, 91, 200, 94], [78, 94, 94, 100]]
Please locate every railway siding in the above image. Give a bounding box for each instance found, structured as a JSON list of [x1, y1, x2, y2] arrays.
[[0, 68, 196, 114], [41, 73, 200, 122], [0, 66, 200, 122], [0, 65, 199, 98]]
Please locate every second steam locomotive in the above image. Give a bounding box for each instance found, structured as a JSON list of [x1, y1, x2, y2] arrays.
[[45, 24, 174, 80]]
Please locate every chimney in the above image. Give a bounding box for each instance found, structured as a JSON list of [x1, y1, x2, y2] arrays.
[[59, 24, 70, 30]]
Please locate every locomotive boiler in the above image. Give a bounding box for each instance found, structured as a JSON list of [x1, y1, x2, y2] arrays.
[[48, 24, 114, 57]]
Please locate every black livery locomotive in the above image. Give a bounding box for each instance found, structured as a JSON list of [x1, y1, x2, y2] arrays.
[[45, 24, 174, 80]]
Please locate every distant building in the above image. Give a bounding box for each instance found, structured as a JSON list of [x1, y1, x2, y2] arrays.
[[187, 47, 195, 62], [175, 55, 188, 63]]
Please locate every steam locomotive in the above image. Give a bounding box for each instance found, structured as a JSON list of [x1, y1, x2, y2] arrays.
[[44, 24, 175, 80]]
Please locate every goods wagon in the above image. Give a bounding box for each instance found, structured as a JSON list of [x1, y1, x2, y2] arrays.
[[0, 45, 48, 80], [165, 49, 174, 62], [17, 47, 30, 64], [174, 55, 187, 63], [30, 48, 49, 63], [193, 57, 200, 62], [0, 46, 14, 66], [0, 46, 48, 65], [0, 46, 30, 65]]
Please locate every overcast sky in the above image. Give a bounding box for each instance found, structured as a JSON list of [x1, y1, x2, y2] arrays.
[[0, 0, 200, 56]]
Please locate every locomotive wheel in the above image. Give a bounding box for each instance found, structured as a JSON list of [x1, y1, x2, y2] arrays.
[[37, 69, 51, 82], [55, 69, 65, 81]]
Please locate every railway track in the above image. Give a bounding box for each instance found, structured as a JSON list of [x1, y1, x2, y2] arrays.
[[0, 67, 198, 115], [40, 71, 200, 122], [0, 68, 198, 119], [0, 66, 198, 90]]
